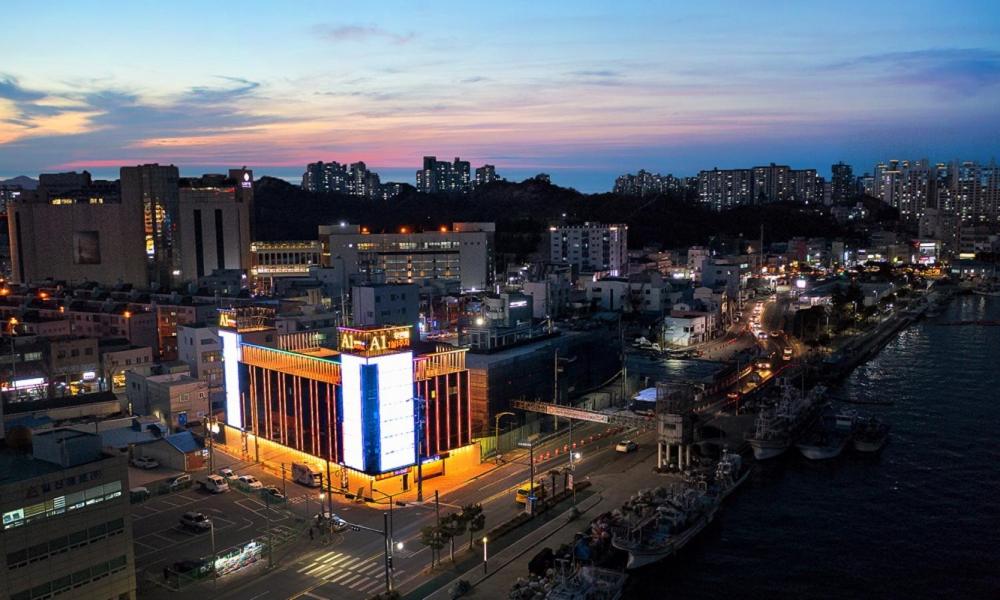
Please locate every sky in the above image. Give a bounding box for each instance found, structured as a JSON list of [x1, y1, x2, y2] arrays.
[[1, 0, 999, 192]]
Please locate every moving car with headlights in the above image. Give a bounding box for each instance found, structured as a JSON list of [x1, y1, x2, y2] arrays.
[[615, 440, 639, 453]]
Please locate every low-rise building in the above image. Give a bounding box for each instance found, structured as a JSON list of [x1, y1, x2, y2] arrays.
[[661, 311, 709, 347], [0, 428, 135, 600], [125, 371, 209, 430]]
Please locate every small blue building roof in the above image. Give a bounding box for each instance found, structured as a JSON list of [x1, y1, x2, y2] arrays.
[[164, 431, 202, 454]]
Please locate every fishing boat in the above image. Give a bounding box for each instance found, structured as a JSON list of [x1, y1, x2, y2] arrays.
[[796, 406, 856, 460], [712, 449, 750, 501], [611, 487, 719, 570], [747, 381, 825, 460]]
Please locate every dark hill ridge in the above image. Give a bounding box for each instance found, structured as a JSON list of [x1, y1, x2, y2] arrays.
[[253, 176, 849, 265]]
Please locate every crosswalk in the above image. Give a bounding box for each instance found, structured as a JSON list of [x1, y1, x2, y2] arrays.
[[297, 550, 403, 595]]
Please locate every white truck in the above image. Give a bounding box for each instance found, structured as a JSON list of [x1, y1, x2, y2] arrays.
[[292, 462, 322, 487]]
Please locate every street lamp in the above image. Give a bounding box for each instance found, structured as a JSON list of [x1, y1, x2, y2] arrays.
[[482, 536, 488, 574], [494, 412, 516, 464]]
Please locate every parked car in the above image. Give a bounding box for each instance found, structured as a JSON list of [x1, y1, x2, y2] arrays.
[[198, 474, 230, 493], [770, 330, 783, 338], [237, 475, 263, 490], [783, 347, 794, 360], [757, 332, 769, 340], [168, 474, 192, 491], [130, 456, 159, 469], [615, 440, 638, 453], [179, 511, 211, 532], [262, 486, 286, 502], [129, 487, 151, 503], [218, 468, 237, 480]]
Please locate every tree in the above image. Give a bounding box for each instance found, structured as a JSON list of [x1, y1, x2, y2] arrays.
[[463, 503, 485, 551], [439, 512, 467, 563], [419, 525, 445, 568]]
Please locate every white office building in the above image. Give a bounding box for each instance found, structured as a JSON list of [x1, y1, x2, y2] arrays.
[[322, 222, 494, 292]]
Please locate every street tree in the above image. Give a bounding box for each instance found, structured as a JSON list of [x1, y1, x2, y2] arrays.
[[440, 512, 466, 563], [419, 525, 445, 568], [463, 503, 485, 550]]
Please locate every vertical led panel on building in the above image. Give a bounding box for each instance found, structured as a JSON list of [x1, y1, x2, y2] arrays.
[[373, 351, 416, 472], [340, 353, 366, 471], [220, 329, 242, 428]]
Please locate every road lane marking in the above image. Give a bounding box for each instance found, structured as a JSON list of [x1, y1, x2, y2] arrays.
[[338, 574, 363, 587], [302, 593, 330, 600]]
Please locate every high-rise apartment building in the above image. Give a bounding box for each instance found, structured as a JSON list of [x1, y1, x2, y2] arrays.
[[698, 164, 823, 209], [830, 162, 855, 203], [416, 156, 471, 194], [120, 164, 180, 289], [613, 170, 688, 196], [301, 161, 396, 199], [871, 159, 1000, 226], [549, 222, 628, 276], [474, 164, 502, 187]]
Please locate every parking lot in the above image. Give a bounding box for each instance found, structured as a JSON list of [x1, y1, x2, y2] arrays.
[[129, 453, 325, 580]]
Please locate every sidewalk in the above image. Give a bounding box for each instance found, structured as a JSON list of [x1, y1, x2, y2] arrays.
[[414, 468, 650, 599]]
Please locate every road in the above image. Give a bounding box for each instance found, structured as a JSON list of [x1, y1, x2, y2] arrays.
[[135, 420, 647, 600]]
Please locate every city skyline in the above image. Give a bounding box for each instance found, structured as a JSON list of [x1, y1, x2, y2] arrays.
[[2, 1, 1000, 191]]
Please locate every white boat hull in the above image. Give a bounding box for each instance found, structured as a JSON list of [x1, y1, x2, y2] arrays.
[[797, 440, 847, 460], [750, 440, 788, 460]]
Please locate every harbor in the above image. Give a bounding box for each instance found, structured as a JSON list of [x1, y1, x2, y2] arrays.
[[465, 291, 999, 599]]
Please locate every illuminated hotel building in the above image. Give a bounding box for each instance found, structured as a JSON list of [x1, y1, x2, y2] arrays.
[[219, 308, 473, 493]]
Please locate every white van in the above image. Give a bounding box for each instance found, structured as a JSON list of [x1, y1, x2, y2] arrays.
[[292, 462, 322, 488], [198, 474, 230, 493]]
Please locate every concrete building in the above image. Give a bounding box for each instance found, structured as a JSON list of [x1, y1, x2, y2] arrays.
[[177, 172, 253, 281], [522, 275, 572, 319], [698, 164, 823, 209], [352, 283, 419, 330], [416, 156, 471, 194], [126, 371, 209, 430], [176, 323, 223, 403], [99, 339, 153, 393], [322, 222, 495, 292], [120, 164, 180, 289], [7, 179, 146, 287], [461, 293, 541, 351], [250, 240, 323, 294], [830, 162, 855, 203], [465, 328, 621, 436], [661, 311, 710, 347], [474, 164, 502, 187], [549, 223, 628, 277], [133, 430, 205, 472], [0, 429, 135, 600], [302, 161, 397, 199]]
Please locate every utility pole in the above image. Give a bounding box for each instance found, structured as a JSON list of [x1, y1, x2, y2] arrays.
[[619, 315, 627, 406], [325, 461, 333, 515], [265, 490, 273, 569], [280, 463, 287, 496], [434, 490, 440, 527], [383, 512, 391, 593], [553, 347, 559, 430], [529, 441, 535, 516], [416, 397, 424, 502]]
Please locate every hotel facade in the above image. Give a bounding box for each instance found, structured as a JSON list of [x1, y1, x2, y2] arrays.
[[219, 308, 475, 495]]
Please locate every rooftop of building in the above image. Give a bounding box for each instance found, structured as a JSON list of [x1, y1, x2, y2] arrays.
[[0, 430, 110, 486]]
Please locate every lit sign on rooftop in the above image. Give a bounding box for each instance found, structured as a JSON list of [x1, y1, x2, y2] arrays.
[[338, 326, 411, 358]]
